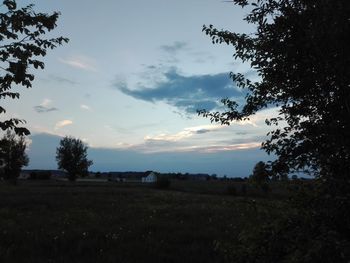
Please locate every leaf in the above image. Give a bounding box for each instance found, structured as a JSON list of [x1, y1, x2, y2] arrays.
[[3, 0, 16, 10]]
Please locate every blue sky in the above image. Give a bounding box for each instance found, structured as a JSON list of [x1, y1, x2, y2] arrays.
[[2, 0, 276, 176]]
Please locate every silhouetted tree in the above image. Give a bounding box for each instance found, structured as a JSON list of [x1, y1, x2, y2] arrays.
[[0, 0, 68, 135], [56, 137, 93, 181], [250, 161, 269, 184], [0, 130, 29, 183], [199, 0, 350, 182], [200, 0, 350, 261]]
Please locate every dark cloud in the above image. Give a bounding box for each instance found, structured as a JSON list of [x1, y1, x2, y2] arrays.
[[160, 41, 188, 54], [49, 75, 77, 85], [116, 69, 245, 113], [195, 129, 212, 134], [34, 105, 59, 113], [146, 65, 157, 69]]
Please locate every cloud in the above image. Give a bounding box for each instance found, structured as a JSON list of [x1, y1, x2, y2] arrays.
[[143, 125, 222, 143], [116, 69, 244, 113], [34, 106, 58, 113], [80, 104, 91, 111], [128, 137, 261, 154], [49, 75, 77, 85], [34, 99, 58, 113], [59, 56, 97, 71], [116, 123, 263, 154], [55, 120, 73, 129], [27, 133, 272, 177], [160, 41, 188, 54]]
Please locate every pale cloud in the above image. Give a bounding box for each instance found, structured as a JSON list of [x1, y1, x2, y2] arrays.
[[41, 98, 51, 107], [150, 142, 261, 154], [34, 98, 58, 113], [191, 142, 262, 153], [117, 124, 262, 154], [80, 104, 91, 111], [118, 139, 261, 154], [235, 119, 258, 127], [59, 56, 97, 71], [144, 124, 222, 142], [55, 120, 73, 130]]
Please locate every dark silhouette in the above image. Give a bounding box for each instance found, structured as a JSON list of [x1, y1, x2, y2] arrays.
[[199, 0, 349, 181], [56, 136, 93, 181], [250, 161, 269, 184], [200, 0, 350, 261], [0, 0, 68, 135], [0, 131, 29, 183]]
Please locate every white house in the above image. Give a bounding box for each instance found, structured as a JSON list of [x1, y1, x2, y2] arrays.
[[141, 171, 157, 183]]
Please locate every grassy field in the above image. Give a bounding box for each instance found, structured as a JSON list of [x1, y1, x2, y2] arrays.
[[0, 180, 287, 263]]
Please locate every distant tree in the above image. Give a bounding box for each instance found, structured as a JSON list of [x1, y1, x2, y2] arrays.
[[250, 161, 269, 184], [0, 130, 29, 183], [29, 170, 51, 180], [56, 137, 93, 181], [0, 0, 68, 135]]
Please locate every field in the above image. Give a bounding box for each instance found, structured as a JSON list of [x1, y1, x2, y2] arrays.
[[0, 180, 288, 263]]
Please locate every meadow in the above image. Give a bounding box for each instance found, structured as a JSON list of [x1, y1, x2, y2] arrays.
[[0, 180, 289, 263]]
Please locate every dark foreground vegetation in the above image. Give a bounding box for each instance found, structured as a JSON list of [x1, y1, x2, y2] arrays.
[[0, 180, 287, 263]]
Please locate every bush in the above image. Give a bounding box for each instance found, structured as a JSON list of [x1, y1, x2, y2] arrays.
[[29, 171, 51, 180], [154, 177, 171, 189], [260, 183, 270, 195], [227, 185, 237, 196], [241, 184, 247, 196]]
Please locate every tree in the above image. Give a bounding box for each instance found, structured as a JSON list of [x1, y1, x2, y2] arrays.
[[199, 1, 350, 261], [250, 161, 269, 184], [56, 136, 93, 181], [0, 0, 68, 135], [199, 0, 350, 182], [0, 130, 29, 183]]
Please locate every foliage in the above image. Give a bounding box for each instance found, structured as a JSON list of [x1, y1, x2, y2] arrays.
[[56, 136, 93, 181], [291, 174, 298, 181], [250, 161, 269, 184], [240, 184, 247, 195], [0, 0, 68, 135], [249, 161, 270, 194], [154, 176, 171, 189], [218, 184, 350, 263], [199, 0, 350, 180], [200, 0, 350, 261], [29, 170, 51, 180], [226, 185, 237, 196], [0, 130, 28, 182]]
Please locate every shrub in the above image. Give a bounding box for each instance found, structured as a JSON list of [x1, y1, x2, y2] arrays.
[[260, 182, 270, 195], [227, 185, 237, 196], [154, 177, 171, 189], [241, 184, 247, 196], [29, 171, 51, 180]]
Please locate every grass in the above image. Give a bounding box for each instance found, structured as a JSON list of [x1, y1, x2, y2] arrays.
[[0, 180, 287, 263]]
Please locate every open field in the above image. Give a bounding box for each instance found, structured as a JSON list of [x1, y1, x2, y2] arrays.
[[0, 180, 287, 263]]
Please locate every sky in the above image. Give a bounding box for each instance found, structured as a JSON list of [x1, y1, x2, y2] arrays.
[[1, 0, 277, 177]]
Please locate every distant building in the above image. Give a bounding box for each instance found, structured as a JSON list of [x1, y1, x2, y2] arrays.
[[18, 171, 30, 180], [141, 171, 157, 183]]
